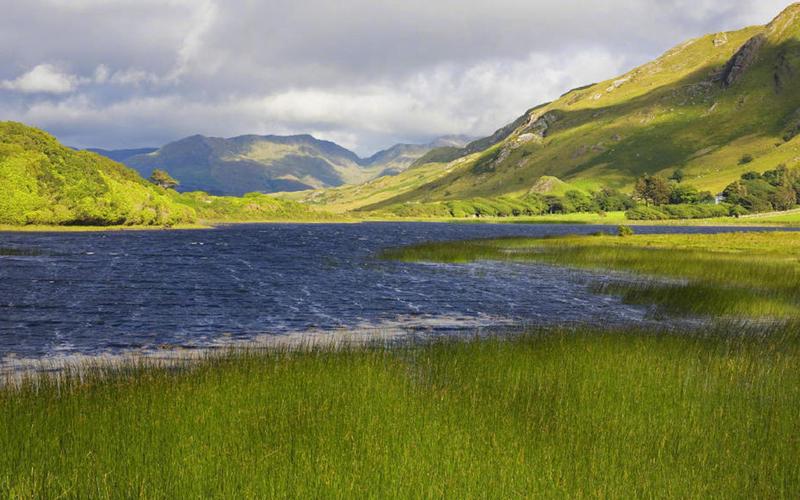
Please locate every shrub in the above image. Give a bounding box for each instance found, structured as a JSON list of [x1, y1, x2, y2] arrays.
[[617, 225, 634, 237], [625, 206, 669, 220], [659, 203, 730, 219], [729, 205, 749, 218]]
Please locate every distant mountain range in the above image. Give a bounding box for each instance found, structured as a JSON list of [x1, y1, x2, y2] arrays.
[[289, 3, 800, 212], [89, 135, 471, 196], [1, 122, 340, 226]]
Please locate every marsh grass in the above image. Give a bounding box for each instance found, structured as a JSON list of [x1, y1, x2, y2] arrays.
[[382, 232, 800, 318], [1, 325, 799, 498], [0, 247, 44, 256]]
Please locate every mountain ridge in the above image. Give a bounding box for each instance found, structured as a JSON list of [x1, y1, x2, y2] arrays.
[[296, 3, 800, 212], [91, 134, 472, 196]]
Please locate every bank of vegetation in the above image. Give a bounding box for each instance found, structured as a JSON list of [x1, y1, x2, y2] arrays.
[[377, 165, 800, 222], [383, 231, 800, 318], [2, 322, 798, 497]]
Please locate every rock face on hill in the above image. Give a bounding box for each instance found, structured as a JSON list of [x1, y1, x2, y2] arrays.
[[332, 3, 800, 211], [93, 135, 471, 196], [718, 34, 766, 88]]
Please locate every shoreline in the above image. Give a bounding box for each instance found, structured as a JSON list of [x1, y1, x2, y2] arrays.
[[1, 216, 799, 232], [0, 314, 529, 385]]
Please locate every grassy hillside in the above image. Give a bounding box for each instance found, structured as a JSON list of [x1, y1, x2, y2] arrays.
[[0, 122, 339, 227], [0, 122, 196, 226], [304, 4, 800, 212], [279, 155, 478, 213]]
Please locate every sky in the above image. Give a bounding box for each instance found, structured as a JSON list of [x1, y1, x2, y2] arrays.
[[0, 0, 792, 155]]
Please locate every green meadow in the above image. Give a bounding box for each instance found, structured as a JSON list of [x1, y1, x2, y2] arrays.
[[2, 325, 799, 498]]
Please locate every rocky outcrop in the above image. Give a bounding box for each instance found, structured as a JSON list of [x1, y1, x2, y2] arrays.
[[523, 111, 560, 139], [718, 34, 766, 88]]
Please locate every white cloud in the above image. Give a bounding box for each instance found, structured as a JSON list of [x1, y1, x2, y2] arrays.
[[0, 0, 792, 152], [1, 64, 79, 94]]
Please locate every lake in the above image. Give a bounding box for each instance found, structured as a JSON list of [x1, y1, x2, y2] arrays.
[[0, 222, 786, 360]]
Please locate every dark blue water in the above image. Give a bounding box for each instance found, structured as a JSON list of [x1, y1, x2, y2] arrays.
[[0, 223, 787, 359]]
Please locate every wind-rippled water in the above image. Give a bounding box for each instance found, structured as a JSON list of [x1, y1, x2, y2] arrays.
[[0, 222, 786, 359]]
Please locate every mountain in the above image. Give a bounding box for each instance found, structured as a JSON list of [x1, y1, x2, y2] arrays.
[[0, 122, 195, 225], [0, 122, 341, 226], [85, 147, 157, 163], [93, 134, 471, 196], [298, 4, 800, 212], [362, 135, 473, 176]]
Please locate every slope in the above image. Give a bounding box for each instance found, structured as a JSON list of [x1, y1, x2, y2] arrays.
[[0, 122, 195, 226], [318, 4, 800, 211]]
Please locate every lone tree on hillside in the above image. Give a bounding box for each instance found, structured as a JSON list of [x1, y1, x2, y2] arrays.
[[634, 174, 671, 206], [669, 169, 685, 183], [150, 169, 179, 190]]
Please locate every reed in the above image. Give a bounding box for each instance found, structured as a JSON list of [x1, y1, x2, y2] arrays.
[[1, 325, 798, 498]]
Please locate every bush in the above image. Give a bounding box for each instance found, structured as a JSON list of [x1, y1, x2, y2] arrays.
[[729, 205, 748, 218], [593, 188, 635, 211], [739, 154, 754, 165], [617, 225, 634, 237], [659, 204, 730, 219], [625, 206, 669, 220]]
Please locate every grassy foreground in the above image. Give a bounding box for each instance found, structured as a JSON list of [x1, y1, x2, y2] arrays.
[[2, 325, 799, 498], [383, 231, 800, 318]]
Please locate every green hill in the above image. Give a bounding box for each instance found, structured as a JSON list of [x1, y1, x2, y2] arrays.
[[0, 122, 339, 226], [297, 4, 800, 212], [0, 122, 196, 226]]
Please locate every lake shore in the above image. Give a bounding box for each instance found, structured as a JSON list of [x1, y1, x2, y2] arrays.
[[2, 322, 797, 497], [2, 210, 800, 232], [2, 229, 799, 497]]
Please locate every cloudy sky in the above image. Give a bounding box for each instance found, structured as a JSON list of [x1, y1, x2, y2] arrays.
[[0, 0, 791, 155]]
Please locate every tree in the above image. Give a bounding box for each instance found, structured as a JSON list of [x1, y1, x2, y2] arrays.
[[669, 169, 685, 183], [149, 169, 179, 190], [771, 184, 798, 211], [564, 190, 595, 212], [669, 184, 699, 204], [729, 205, 748, 218], [634, 175, 671, 206], [544, 195, 568, 214], [593, 188, 635, 211], [741, 171, 761, 180]]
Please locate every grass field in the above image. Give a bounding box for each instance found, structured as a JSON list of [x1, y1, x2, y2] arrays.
[[2, 325, 799, 498], [3, 231, 800, 497], [383, 231, 800, 318]]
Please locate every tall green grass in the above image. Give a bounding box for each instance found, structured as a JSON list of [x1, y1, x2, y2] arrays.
[[383, 232, 800, 318], [2, 325, 799, 497]]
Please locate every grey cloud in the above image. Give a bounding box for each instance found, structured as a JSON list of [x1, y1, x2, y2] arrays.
[[0, 0, 791, 154]]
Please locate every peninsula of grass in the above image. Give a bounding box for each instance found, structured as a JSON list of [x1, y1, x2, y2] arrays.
[[2, 324, 799, 498], [382, 231, 800, 318]]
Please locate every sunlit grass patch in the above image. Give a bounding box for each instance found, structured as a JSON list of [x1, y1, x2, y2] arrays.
[[1, 325, 799, 497], [382, 232, 800, 319]]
